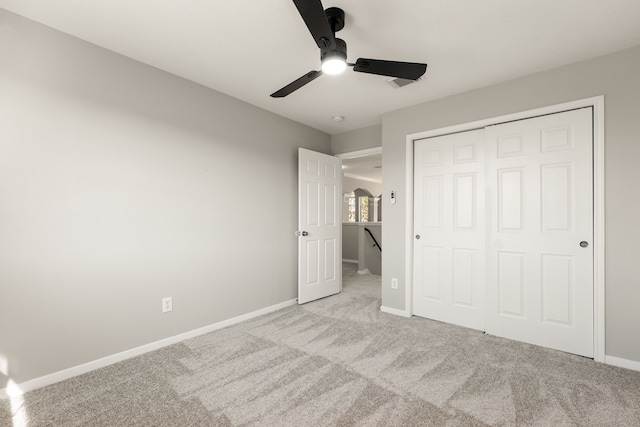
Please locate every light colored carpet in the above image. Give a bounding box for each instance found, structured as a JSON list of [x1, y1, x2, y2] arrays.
[[2, 263, 640, 426]]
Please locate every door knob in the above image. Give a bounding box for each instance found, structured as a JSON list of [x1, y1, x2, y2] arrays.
[[415, 235, 421, 240], [295, 231, 309, 237], [580, 241, 589, 248]]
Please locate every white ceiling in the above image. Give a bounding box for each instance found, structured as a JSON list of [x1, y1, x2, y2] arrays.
[[2, 1, 640, 135], [342, 153, 382, 183]]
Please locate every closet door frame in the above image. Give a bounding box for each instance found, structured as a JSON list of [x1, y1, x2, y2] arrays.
[[404, 96, 605, 362]]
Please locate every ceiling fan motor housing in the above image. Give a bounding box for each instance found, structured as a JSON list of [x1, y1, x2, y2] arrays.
[[321, 38, 347, 63]]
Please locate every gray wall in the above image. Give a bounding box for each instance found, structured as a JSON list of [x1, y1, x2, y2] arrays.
[[381, 45, 640, 362], [342, 224, 359, 261], [331, 124, 382, 155], [0, 10, 330, 386]]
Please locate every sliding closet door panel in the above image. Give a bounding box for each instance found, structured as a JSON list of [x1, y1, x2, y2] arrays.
[[413, 129, 485, 331], [485, 108, 593, 357]]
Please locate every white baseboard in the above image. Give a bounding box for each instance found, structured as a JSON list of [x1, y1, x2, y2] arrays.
[[342, 259, 358, 264], [380, 305, 411, 318], [604, 355, 640, 372], [0, 299, 297, 399]]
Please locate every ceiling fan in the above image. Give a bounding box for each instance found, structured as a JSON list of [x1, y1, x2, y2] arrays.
[[271, 0, 428, 98]]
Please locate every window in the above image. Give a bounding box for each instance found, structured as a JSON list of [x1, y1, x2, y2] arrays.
[[345, 188, 376, 223], [347, 194, 356, 222], [359, 196, 369, 222]]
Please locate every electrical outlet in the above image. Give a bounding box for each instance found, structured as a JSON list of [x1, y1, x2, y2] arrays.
[[391, 278, 398, 289], [162, 297, 172, 313]]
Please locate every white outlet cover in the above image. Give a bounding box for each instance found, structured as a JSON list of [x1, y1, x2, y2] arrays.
[[391, 278, 398, 289], [162, 297, 172, 313]]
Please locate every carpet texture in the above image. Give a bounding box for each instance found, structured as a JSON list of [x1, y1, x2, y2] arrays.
[[2, 263, 640, 426]]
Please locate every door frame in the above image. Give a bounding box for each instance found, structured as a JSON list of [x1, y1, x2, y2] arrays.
[[335, 147, 383, 161], [335, 146, 383, 281], [404, 96, 605, 362]]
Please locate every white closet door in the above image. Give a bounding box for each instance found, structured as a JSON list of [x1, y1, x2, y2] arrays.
[[485, 108, 594, 357], [413, 129, 486, 331]]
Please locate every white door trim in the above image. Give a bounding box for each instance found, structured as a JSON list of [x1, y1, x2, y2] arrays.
[[404, 96, 605, 362]]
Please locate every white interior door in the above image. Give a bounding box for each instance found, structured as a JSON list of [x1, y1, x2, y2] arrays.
[[413, 130, 486, 331], [298, 148, 342, 304], [485, 108, 594, 357]]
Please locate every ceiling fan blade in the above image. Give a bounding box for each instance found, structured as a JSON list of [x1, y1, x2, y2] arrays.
[[353, 58, 427, 80], [270, 70, 323, 98], [293, 0, 336, 49]]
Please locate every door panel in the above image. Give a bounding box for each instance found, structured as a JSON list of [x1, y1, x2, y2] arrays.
[[452, 248, 475, 306], [413, 129, 486, 330], [541, 254, 573, 325], [485, 108, 593, 357], [298, 148, 342, 304], [498, 251, 525, 317], [498, 168, 525, 231]]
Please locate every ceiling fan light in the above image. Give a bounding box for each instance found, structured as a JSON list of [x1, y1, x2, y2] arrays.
[[322, 57, 347, 75]]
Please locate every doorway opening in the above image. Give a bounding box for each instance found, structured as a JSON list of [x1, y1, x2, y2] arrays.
[[336, 148, 382, 278]]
